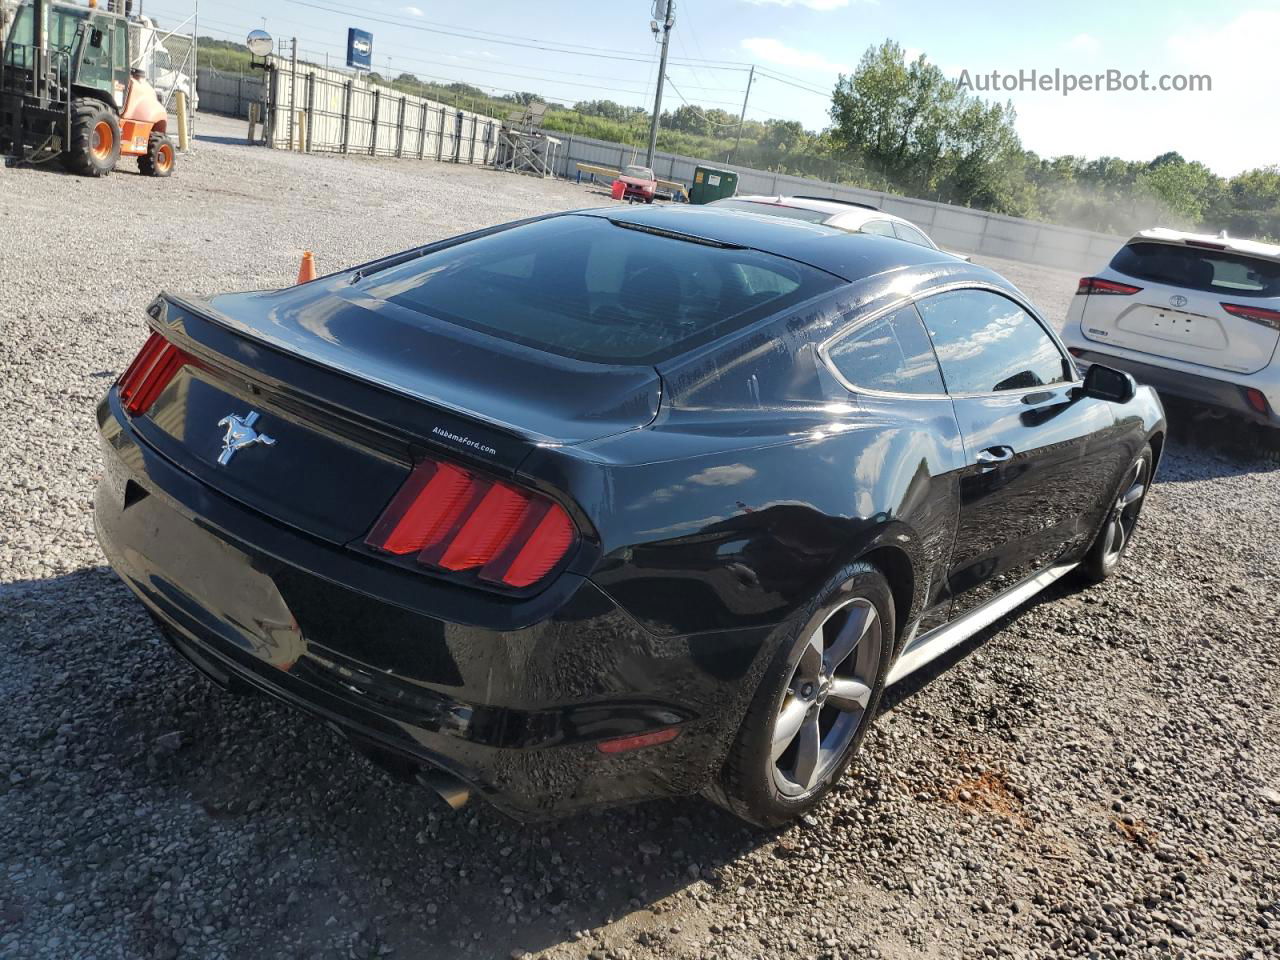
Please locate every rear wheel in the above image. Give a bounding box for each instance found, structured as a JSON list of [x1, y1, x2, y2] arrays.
[[1079, 444, 1153, 584], [137, 131, 175, 177], [1258, 425, 1280, 464], [64, 99, 119, 177], [706, 562, 895, 827]]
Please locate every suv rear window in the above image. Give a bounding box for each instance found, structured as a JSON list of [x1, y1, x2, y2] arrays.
[[363, 214, 841, 364], [1111, 242, 1280, 298]]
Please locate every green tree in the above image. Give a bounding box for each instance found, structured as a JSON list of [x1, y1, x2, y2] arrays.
[[829, 41, 957, 191], [1137, 158, 1218, 225]]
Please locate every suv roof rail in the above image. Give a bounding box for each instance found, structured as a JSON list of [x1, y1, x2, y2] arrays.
[[791, 195, 879, 211]]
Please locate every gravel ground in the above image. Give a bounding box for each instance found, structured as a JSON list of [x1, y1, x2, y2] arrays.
[[2, 114, 1278, 960]]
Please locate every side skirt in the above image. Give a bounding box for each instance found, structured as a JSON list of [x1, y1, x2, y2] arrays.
[[886, 562, 1078, 687]]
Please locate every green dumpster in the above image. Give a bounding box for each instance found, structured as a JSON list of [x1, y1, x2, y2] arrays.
[[688, 166, 738, 204]]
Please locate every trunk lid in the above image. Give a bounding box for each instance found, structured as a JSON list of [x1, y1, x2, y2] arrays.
[[126, 287, 659, 546], [203, 280, 662, 446]]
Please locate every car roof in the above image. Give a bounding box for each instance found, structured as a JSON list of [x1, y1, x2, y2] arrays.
[[572, 205, 956, 282], [1129, 227, 1280, 263], [729, 195, 908, 229]]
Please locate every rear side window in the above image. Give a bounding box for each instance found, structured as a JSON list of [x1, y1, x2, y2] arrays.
[[1111, 242, 1280, 298], [917, 289, 1071, 393], [362, 215, 841, 364], [893, 222, 935, 249], [860, 220, 897, 238], [826, 305, 945, 394]]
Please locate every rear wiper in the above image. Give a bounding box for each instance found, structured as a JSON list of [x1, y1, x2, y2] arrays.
[[608, 219, 744, 249]]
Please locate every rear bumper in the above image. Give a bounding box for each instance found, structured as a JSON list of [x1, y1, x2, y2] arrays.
[[94, 396, 771, 819], [1071, 347, 1280, 427]]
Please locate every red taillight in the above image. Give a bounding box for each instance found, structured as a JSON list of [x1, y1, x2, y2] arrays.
[[117, 332, 191, 415], [365, 457, 577, 589], [1077, 277, 1142, 296], [1245, 387, 1270, 415], [1221, 301, 1280, 331]]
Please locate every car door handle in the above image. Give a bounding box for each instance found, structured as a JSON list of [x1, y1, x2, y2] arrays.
[[975, 445, 1015, 467]]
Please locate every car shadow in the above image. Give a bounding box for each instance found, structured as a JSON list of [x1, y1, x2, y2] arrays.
[[879, 573, 1081, 716], [1, 566, 768, 960], [1154, 398, 1280, 483]]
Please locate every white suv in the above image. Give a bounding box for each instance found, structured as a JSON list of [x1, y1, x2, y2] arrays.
[[709, 195, 960, 255], [1061, 228, 1280, 431]]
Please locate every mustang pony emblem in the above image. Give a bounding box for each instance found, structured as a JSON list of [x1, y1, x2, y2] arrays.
[[217, 411, 276, 466]]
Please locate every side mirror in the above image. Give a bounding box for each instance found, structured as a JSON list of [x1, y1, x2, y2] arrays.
[[1082, 364, 1137, 404]]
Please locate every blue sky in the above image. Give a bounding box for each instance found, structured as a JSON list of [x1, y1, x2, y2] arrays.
[[150, 0, 1275, 175]]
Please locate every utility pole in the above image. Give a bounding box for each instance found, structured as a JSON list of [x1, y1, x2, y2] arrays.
[[645, 0, 674, 168], [730, 64, 754, 163]]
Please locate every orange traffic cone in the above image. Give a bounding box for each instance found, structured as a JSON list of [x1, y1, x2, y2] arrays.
[[296, 251, 317, 284]]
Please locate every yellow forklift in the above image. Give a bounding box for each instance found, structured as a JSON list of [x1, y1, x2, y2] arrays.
[[1, 0, 174, 176]]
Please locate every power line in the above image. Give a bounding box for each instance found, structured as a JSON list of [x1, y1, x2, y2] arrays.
[[282, 0, 752, 71], [163, 3, 749, 94], [755, 70, 831, 98], [181, 4, 824, 124], [182, 16, 748, 107], [663, 76, 742, 127]]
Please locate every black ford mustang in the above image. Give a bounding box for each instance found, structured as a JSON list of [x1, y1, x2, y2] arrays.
[[95, 205, 1165, 826]]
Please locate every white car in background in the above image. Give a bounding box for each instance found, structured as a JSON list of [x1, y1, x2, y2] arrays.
[[710, 195, 965, 257], [1061, 229, 1280, 433]]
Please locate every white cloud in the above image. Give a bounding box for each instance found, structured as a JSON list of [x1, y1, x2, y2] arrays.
[[743, 0, 855, 9], [400, 5, 424, 16], [1067, 33, 1100, 55], [740, 37, 850, 74]]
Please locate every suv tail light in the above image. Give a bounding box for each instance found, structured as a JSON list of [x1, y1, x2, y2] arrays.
[[1221, 301, 1280, 332], [1077, 277, 1142, 296], [117, 332, 192, 415], [365, 458, 577, 589]]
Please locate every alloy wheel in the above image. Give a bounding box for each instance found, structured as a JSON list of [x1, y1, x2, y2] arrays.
[[1103, 457, 1148, 563], [770, 597, 882, 797]]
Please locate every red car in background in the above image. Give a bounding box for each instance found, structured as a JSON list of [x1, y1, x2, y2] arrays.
[[617, 164, 657, 203]]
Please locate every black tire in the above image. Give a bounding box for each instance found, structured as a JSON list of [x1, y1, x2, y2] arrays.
[[1259, 425, 1280, 464], [137, 130, 175, 177], [706, 561, 895, 828], [63, 98, 119, 177], [1078, 443, 1153, 584]]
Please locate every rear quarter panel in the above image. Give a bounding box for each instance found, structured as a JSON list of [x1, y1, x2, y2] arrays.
[[519, 275, 974, 639]]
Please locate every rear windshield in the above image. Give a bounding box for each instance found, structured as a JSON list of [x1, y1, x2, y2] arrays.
[[362, 214, 841, 364], [624, 165, 654, 179], [712, 199, 832, 225], [1111, 242, 1280, 298]]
